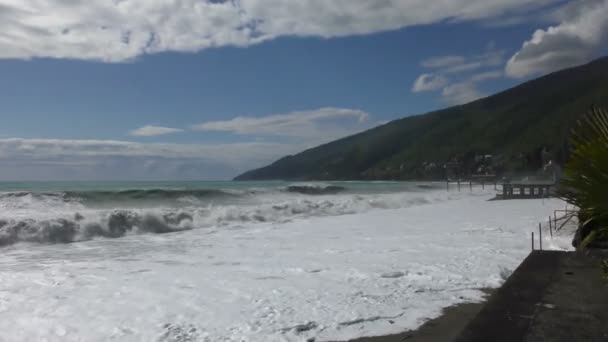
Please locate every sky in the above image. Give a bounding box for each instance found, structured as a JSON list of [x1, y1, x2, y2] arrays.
[[0, 0, 607, 180]]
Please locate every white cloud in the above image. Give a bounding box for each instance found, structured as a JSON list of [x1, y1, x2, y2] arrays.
[[412, 73, 448, 92], [420, 55, 465, 68], [478, 0, 559, 28], [481, 15, 534, 27], [413, 48, 505, 104], [0, 138, 284, 162], [193, 107, 372, 140], [0, 138, 300, 180], [505, 0, 608, 78], [0, 0, 560, 62], [0, 107, 380, 180], [129, 125, 183, 137], [471, 70, 503, 81], [437, 50, 505, 74], [442, 81, 484, 105]]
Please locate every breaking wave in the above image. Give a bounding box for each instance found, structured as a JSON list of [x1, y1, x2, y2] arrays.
[[0, 188, 456, 246], [0, 210, 193, 247], [0, 189, 242, 208], [285, 184, 346, 195], [0, 184, 347, 208], [0, 183, 454, 247]]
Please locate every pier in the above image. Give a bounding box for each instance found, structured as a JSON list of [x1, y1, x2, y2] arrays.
[[446, 174, 498, 192], [500, 181, 555, 199]]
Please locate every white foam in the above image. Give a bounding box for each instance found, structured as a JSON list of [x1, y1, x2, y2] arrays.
[[0, 189, 466, 246], [0, 191, 571, 341]]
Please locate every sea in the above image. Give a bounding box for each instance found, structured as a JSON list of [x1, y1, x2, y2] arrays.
[[0, 181, 573, 341]]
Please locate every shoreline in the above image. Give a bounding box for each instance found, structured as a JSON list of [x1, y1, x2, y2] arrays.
[[1, 190, 566, 341], [329, 289, 494, 342]]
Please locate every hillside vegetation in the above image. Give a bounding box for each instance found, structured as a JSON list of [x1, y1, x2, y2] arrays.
[[235, 57, 608, 181]]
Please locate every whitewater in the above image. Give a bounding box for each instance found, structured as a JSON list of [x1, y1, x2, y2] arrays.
[[0, 181, 573, 341]]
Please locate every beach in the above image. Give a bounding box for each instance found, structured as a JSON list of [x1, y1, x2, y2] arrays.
[[341, 298, 491, 342], [0, 182, 574, 341]]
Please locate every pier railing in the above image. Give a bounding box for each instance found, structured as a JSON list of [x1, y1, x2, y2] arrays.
[[445, 177, 498, 192], [500, 182, 555, 199], [445, 178, 557, 200], [531, 206, 578, 251]]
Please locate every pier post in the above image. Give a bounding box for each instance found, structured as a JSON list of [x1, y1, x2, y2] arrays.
[[554, 211, 557, 224], [531, 232, 534, 251], [458, 181, 461, 192], [539, 223, 543, 250], [469, 181, 472, 192]]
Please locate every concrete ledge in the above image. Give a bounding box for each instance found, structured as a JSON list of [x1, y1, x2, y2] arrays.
[[454, 250, 608, 342]]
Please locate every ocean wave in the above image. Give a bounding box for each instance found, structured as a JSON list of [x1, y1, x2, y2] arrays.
[[284, 184, 346, 195], [0, 190, 455, 247], [0, 185, 348, 208], [0, 210, 194, 247], [0, 189, 247, 209]]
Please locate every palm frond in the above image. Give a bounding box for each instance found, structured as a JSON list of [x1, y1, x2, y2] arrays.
[[559, 107, 608, 246]]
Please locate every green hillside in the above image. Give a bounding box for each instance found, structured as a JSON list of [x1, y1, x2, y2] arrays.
[[235, 57, 608, 181]]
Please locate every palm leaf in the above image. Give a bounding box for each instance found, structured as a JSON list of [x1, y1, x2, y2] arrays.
[[559, 107, 608, 246]]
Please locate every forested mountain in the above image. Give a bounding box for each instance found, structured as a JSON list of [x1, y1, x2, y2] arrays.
[[235, 57, 608, 181]]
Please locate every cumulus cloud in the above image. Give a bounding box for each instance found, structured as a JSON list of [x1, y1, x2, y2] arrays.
[[505, 0, 608, 78], [442, 81, 484, 105], [0, 138, 285, 162], [470, 70, 503, 81], [412, 74, 448, 92], [420, 55, 466, 68], [0, 107, 379, 180], [423, 50, 505, 74], [0, 0, 560, 61], [193, 107, 372, 140], [0, 138, 299, 180], [129, 125, 183, 137], [413, 47, 505, 104]]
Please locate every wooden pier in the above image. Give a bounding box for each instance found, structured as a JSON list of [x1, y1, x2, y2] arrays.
[[446, 174, 498, 192], [445, 177, 556, 199], [500, 181, 555, 199]]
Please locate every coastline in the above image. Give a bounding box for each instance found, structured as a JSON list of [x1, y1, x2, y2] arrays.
[[329, 290, 494, 342], [1, 186, 567, 341]]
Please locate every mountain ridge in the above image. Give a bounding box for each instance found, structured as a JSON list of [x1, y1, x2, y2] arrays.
[[235, 57, 608, 181]]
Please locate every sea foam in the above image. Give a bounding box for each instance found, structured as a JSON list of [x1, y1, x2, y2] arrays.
[[0, 185, 450, 246], [0, 190, 571, 342]]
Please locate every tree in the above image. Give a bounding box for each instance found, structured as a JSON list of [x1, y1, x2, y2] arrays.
[[559, 107, 608, 248]]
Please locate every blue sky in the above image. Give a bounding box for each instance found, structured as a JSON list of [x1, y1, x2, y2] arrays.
[[0, 0, 606, 180]]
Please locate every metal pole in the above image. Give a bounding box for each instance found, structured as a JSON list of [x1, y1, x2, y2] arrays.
[[539, 223, 543, 250], [531, 232, 534, 251], [554, 211, 557, 224], [549, 216, 553, 237], [469, 181, 472, 192]]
